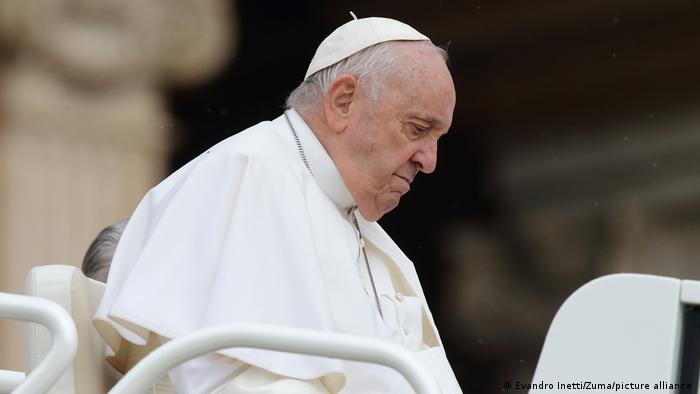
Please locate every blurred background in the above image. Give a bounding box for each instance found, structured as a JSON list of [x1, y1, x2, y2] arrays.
[[1, 0, 700, 391]]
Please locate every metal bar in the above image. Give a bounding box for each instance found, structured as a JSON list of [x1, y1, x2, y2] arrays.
[[111, 324, 439, 394], [0, 293, 77, 394], [0, 370, 24, 394]]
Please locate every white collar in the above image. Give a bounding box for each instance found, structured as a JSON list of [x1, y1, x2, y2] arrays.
[[285, 109, 356, 211]]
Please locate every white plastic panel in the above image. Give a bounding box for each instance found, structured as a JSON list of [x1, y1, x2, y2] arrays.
[[25, 265, 76, 393], [681, 279, 700, 306], [532, 274, 683, 393]]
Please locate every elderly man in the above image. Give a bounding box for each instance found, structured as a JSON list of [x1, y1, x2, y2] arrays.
[[95, 15, 460, 393]]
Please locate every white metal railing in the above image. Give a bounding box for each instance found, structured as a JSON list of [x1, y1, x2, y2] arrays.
[[110, 324, 440, 394], [0, 292, 77, 394], [0, 370, 24, 394], [1, 291, 438, 393]]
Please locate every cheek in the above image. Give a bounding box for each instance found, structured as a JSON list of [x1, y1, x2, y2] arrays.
[[391, 145, 417, 169], [371, 146, 411, 182], [365, 161, 392, 188], [354, 121, 409, 185]]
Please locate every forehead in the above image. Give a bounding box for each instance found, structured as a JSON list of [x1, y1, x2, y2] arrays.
[[383, 44, 456, 128]]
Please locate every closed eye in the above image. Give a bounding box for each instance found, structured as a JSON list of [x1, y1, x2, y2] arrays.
[[409, 123, 430, 139], [414, 124, 429, 133]]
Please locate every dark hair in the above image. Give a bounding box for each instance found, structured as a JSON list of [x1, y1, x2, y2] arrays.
[[81, 218, 128, 281]]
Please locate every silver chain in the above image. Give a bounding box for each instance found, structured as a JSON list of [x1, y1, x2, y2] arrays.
[[284, 112, 313, 177], [351, 209, 384, 320], [284, 111, 384, 320]]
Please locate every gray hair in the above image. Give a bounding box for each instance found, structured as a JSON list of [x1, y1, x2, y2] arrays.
[[81, 218, 128, 282], [286, 40, 447, 115]]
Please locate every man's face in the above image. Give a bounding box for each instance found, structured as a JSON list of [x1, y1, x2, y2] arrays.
[[338, 43, 456, 221]]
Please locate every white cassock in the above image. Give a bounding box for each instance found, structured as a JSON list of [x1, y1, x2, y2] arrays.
[[94, 109, 462, 393]]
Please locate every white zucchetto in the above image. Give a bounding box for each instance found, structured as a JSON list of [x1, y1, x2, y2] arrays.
[[304, 15, 430, 80]]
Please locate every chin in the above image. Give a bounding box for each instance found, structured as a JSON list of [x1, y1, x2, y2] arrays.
[[357, 206, 383, 222], [364, 203, 400, 223], [356, 191, 402, 221]]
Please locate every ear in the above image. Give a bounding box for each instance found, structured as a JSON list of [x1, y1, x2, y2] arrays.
[[323, 74, 358, 133]]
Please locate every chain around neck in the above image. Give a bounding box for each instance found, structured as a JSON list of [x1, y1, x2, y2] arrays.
[[283, 110, 384, 320], [284, 111, 313, 177]]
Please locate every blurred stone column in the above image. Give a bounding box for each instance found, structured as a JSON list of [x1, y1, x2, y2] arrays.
[[0, 0, 234, 371]]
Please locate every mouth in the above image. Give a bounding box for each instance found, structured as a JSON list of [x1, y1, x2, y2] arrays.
[[395, 173, 412, 184], [393, 174, 412, 195]]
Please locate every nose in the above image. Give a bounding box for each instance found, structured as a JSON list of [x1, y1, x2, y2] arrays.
[[411, 138, 438, 174]]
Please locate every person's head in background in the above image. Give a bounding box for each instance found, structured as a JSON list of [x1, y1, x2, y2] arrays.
[[82, 218, 128, 282]]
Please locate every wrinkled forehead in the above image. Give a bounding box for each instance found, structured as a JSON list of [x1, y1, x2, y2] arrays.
[[388, 42, 454, 92], [388, 45, 456, 125]]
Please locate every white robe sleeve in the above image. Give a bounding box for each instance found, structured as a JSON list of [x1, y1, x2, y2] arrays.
[[95, 129, 345, 382]]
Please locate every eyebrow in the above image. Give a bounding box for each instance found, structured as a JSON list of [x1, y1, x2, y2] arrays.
[[412, 114, 438, 125]]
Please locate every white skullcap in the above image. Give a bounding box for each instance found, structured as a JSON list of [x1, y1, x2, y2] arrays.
[[304, 14, 430, 80]]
